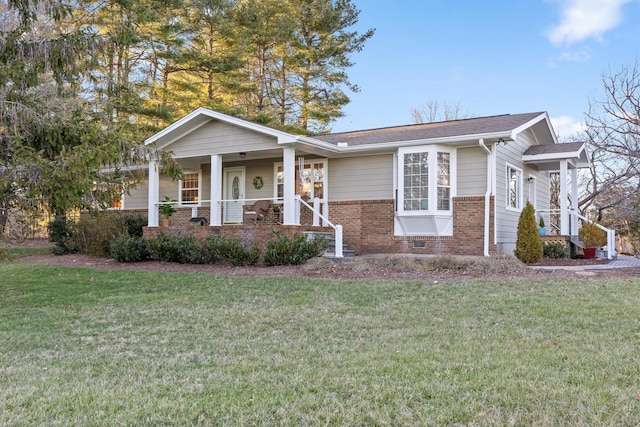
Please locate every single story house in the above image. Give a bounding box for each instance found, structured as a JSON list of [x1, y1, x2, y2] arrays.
[[116, 107, 614, 258]]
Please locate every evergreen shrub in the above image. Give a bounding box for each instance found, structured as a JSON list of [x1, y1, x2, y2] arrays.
[[147, 233, 208, 264], [203, 235, 259, 266], [514, 201, 543, 263], [542, 241, 568, 259], [110, 235, 150, 262], [48, 216, 80, 255], [123, 214, 147, 237], [263, 229, 328, 266]]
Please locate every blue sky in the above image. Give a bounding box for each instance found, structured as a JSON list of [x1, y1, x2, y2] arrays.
[[331, 0, 640, 139]]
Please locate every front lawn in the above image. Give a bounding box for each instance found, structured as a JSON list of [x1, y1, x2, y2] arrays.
[[1, 262, 639, 425]]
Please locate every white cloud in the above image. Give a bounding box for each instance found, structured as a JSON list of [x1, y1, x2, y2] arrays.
[[551, 115, 587, 140], [547, 0, 634, 46]]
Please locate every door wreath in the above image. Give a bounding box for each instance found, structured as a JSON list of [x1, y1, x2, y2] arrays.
[[253, 176, 264, 189]]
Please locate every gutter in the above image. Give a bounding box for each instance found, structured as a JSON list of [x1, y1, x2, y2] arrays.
[[479, 139, 492, 257]]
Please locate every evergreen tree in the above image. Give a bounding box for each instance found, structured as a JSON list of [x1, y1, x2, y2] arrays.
[[514, 201, 543, 264]]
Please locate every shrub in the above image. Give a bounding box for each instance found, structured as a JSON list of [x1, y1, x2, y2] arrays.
[[123, 214, 147, 238], [543, 241, 568, 259], [203, 235, 259, 266], [579, 222, 607, 247], [263, 230, 328, 266], [48, 216, 80, 255], [110, 235, 150, 262], [514, 201, 543, 264], [147, 233, 208, 264], [75, 214, 128, 257]]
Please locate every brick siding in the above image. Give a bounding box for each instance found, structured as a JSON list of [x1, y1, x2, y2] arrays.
[[139, 196, 496, 256], [328, 197, 496, 256]]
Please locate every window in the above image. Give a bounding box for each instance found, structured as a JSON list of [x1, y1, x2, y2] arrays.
[[437, 152, 450, 210], [507, 164, 522, 210], [274, 160, 326, 200], [398, 146, 455, 214], [403, 152, 429, 210], [109, 186, 123, 210], [180, 172, 200, 205]]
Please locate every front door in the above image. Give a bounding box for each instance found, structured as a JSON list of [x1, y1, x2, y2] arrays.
[[223, 167, 245, 223]]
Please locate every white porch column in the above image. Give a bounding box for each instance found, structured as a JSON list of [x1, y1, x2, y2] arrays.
[[148, 158, 159, 227], [283, 147, 297, 225], [570, 166, 579, 235], [210, 154, 222, 226], [560, 159, 569, 235]]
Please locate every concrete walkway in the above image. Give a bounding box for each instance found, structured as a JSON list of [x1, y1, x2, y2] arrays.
[[532, 255, 640, 271]]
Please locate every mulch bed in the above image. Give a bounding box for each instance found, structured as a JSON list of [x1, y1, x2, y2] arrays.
[[5, 239, 639, 282]]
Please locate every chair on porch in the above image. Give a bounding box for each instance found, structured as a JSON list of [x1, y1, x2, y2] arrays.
[[243, 200, 271, 223]]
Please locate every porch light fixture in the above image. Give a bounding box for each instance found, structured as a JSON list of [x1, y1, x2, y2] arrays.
[[239, 152, 246, 159], [527, 177, 535, 183]]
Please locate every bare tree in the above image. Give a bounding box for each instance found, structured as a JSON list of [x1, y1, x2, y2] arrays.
[[411, 100, 468, 124], [582, 61, 640, 223]]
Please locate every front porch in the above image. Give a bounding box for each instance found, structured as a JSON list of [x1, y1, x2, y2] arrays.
[[537, 209, 617, 259], [146, 196, 345, 257]]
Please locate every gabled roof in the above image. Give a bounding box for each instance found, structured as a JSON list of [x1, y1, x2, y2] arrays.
[[314, 112, 549, 146], [144, 107, 558, 156], [144, 107, 299, 149], [523, 141, 589, 169]]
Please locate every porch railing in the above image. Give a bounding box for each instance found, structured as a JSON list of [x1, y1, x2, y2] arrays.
[[536, 208, 617, 260], [297, 196, 343, 258], [569, 210, 617, 260]]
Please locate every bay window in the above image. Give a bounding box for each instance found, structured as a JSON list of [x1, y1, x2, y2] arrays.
[[396, 146, 456, 236], [398, 146, 455, 215]]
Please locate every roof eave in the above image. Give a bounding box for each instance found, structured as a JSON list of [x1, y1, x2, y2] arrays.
[[331, 131, 513, 152]]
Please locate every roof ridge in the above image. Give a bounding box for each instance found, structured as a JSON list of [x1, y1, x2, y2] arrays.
[[319, 112, 544, 137]]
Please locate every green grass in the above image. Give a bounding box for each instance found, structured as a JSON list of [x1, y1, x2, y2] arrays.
[[2, 263, 640, 426]]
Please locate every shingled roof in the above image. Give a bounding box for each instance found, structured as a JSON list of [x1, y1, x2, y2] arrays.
[[523, 141, 584, 156], [314, 112, 546, 146]]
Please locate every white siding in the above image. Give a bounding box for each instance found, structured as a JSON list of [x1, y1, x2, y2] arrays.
[[236, 159, 277, 201], [169, 120, 278, 158], [457, 147, 487, 197], [495, 129, 549, 250], [124, 181, 149, 210], [329, 154, 393, 201]]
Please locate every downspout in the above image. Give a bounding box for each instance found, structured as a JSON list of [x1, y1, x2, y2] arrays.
[[479, 139, 492, 257]]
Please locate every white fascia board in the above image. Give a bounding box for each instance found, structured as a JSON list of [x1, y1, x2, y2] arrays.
[[102, 164, 150, 174], [293, 135, 342, 152], [332, 131, 511, 153], [510, 112, 558, 145], [146, 107, 300, 148], [144, 107, 209, 146]]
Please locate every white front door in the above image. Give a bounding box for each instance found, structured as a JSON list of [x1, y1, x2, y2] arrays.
[[223, 167, 245, 223]]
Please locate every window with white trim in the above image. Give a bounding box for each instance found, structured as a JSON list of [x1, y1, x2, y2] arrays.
[[180, 172, 201, 205], [506, 164, 522, 211], [437, 152, 451, 210], [403, 152, 429, 210], [274, 160, 326, 200], [398, 146, 455, 214]]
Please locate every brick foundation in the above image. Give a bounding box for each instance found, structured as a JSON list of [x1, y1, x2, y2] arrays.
[[328, 197, 496, 256], [143, 224, 333, 255], [138, 196, 495, 256]]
